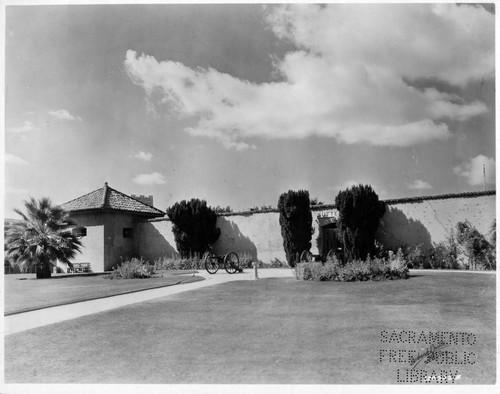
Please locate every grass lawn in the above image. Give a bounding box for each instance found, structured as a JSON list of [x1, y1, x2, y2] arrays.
[[4, 271, 495, 384], [4, 271, 203, 315]]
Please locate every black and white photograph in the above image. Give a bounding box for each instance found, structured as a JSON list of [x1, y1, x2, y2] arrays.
[[2, 0, 496, 390]]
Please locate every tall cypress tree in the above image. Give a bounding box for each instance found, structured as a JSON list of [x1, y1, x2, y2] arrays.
[[277, 190, 313, 267], [167, 199, 220, 258], [335, 184, 385, 261]]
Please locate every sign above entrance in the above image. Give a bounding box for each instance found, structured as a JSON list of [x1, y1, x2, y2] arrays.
[[317, 210, 339, 226], [317, 210, 339, 219]]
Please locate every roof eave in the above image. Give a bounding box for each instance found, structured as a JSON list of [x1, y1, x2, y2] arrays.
[[66, 208, 165, 217]]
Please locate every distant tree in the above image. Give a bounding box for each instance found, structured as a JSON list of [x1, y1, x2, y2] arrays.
[[456, 221, 494, 270], [4, 197, 82, 279], [277, 190, 313, 267], [335, 185, 386, 261], [214, 205, 233, 213], [310, 197, 324, 206], [167, 199, 221, 258]]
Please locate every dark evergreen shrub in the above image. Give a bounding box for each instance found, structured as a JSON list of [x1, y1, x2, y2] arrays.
[[166, 199, 221, 258], [277, 190, 313, 267], [335, 184, 386, 261]]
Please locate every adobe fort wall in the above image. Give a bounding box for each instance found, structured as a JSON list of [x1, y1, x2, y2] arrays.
[[377, 191, 495, 252], [135, 191, 495, 264]]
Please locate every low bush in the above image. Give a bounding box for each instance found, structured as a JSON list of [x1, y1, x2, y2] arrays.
[[429, 241, 461, 270], [269, 258, 288, 268], [404, 244, 425, 269], [238, 252, 257, 269], [296, 249, 409, 282], [242, 258, 288, 269], [239, 256, 254, 269], [107, 258, 155, 279], [405, 223, 496, 271], [153, 257, 204, 271], [296, 261, 339, 281], [253, 258, 288, 269], [154, 254, 288, 271]]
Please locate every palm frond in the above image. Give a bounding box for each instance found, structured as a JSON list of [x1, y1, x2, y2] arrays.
[[5, 197, 82, 274]]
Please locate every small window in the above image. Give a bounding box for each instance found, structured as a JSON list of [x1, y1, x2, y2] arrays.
[[123, 228, 134, 238], [72, 227, 87, 237]]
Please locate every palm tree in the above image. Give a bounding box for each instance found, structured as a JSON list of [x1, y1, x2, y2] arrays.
[[5, 197, 82, 278]]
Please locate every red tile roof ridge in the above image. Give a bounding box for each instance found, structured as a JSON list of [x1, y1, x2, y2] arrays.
[[60, 183, 165, 216]]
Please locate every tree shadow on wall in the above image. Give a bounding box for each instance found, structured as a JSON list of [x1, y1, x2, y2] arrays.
[[139, 222, 179, 260], [376, 207, 433, 252], [214, 217, 258, 260]]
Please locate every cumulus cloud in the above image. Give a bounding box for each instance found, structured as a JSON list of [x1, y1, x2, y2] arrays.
[[48, 109, 82, 121], [133, 172, 166, 185], [134, 151, 153, 162], [124, 4, 493, 149], [454, 155, 495, 186], [5, 154, 29, 166], [7, 120, 40, 133], [407, 179, 433, 190]]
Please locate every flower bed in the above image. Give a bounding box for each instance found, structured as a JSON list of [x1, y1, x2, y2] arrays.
[[107, 258, 155, 279], [296, 250, 409, 282]]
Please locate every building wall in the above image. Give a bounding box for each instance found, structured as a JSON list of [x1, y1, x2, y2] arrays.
[[69, 212, 105, 272], [69, 211, 137, 272], [135, 219, 179, 262], [103, 212, 137, 271], [136, 212, 288, 263], [135, 210, 322, 263], [135, 191, 495, 264], [213, 213, 285, 262]]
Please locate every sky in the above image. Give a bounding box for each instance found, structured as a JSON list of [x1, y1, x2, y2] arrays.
[[3, 2, 496, 217]]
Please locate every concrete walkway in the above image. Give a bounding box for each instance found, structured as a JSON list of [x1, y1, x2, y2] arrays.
[[4, 268, 295, 335]]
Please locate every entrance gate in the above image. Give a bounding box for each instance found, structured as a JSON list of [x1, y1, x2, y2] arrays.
[[317, 210, 343, 261]]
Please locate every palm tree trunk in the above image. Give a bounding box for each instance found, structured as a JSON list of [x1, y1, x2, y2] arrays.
[[36, 259, 52, 279]]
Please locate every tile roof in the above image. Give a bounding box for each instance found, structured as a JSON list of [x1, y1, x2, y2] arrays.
[[60, 183, 165, 217]]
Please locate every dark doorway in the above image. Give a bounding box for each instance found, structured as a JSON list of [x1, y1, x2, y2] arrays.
[[319, 223, 342, 257]]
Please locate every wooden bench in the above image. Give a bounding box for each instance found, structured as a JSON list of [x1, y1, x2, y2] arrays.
[[68, 263, 91, 273]]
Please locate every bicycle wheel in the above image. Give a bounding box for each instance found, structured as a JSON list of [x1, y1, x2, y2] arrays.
[[204, 252, 219, 274], [300, 250, 312, 263], [224, 252, 240, 274]]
